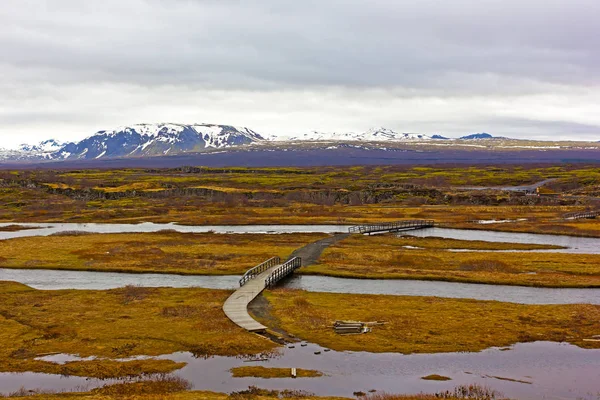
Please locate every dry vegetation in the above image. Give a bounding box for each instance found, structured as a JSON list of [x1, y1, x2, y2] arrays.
[[0, 232, 327, 275], [304, 234, 600, 287], [230, 366, 323, 379], [0, 165, 598, 230], [4, 387, 465, 400], [0, 224, 39, 232], [261, 289, 600, 354], [0, 281, 276, 378]]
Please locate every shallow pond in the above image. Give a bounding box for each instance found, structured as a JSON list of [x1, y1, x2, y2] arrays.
[[1, 342, 599, 400]]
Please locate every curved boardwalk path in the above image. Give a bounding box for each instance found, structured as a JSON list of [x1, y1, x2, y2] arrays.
[[222, 264, 279, 332], [223, 233, 350, 333]]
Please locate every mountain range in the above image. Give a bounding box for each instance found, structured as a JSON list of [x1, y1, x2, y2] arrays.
[[0, 124, 506, 162]]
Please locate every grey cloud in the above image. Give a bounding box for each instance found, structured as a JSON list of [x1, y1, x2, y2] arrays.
[[1, 0, 599, 91], [0, 0, 599, 146]]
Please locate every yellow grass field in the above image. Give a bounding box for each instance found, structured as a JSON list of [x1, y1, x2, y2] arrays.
[[262, 289, 600, 354], [0, 282, 275, 378], [303, 234, 600, 287], [0, 232, 327, 275]]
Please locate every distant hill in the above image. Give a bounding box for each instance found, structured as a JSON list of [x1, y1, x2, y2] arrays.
[[460, 133, 496, 139]]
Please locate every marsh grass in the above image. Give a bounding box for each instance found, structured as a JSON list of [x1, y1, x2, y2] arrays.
[[91, 375, 192, 396], [1, 165, 599, 227], [0, 282, 276, 378], [421, 374, 452, 381], [305, 234, 600, 287], [262, 289, 600, 354], [230, 366, 322, 379], [0, 232, 328, 275]]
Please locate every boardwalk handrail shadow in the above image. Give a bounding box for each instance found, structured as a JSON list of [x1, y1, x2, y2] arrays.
[[265, 257, 302, 288], [348, 219, 435, 235], [239, 256, 281, 287]]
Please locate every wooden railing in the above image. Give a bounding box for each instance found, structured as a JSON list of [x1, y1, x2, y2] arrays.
[[563, 211, 600, 220], [348, 220, 435, 235], [265, 257, 302, 288], [239, 256, 281, 287]]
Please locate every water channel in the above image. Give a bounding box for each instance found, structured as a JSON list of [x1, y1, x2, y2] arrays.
[[2, 268, 600, 305], [2, 222, 599, 254]]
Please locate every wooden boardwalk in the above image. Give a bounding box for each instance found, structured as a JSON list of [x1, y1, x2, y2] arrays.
[[223, 257, 301, 332], [348, 219, 434, 235], [563, 210, 599, 220]]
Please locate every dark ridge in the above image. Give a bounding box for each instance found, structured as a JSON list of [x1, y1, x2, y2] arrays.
[[1, 147, 600, 170]]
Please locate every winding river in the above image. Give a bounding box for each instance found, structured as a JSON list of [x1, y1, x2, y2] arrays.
[[2, 268, 600, 305], [2, 222, 600, 254]]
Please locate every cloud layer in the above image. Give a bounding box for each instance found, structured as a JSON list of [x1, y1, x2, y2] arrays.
[[1, 0, 599, 147]]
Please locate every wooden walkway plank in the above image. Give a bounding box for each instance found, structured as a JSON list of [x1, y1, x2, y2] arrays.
[[223, 257, 302, 332]]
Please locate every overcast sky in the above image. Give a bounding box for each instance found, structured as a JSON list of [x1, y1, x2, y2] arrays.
[[1, 0, 599, 148]]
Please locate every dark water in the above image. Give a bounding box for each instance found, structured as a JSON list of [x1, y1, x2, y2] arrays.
[[1, 342, 599, 400], [3, 268, 600, 305]]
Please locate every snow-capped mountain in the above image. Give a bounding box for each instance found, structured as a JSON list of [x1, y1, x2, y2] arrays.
[[0, 139, 65, 161], [0, 124, 517, 163], [1, 123, 264, 161], [18, 139, 63, 153], [60, 123, 264, 159], [274, 127, 432, 142]]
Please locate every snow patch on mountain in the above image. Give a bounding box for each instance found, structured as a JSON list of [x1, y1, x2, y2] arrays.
[[273, 127, 432, 142], [0, 123, 264, 162]]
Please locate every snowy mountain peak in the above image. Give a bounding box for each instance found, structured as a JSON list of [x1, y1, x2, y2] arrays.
[[18, 139, 63, 153], [2, 123, 264, 161], [61, 123, 265, 159]]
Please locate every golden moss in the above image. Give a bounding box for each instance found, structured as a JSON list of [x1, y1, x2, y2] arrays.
[[262, 289, 600, 354], [305, 234, 600, 287], [0, 232, 327, 275], [230, 366, 323, 379], [0, 282, 276, 378]]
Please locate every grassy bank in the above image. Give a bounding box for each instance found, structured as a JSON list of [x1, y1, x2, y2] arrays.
[[0, 282, 276, 378], [6, 386, 463, 400], [230, 366, 323, 378], [262, 289, 600, 354], [302, 234, 600, 287], [0, 232, 327, 275]]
